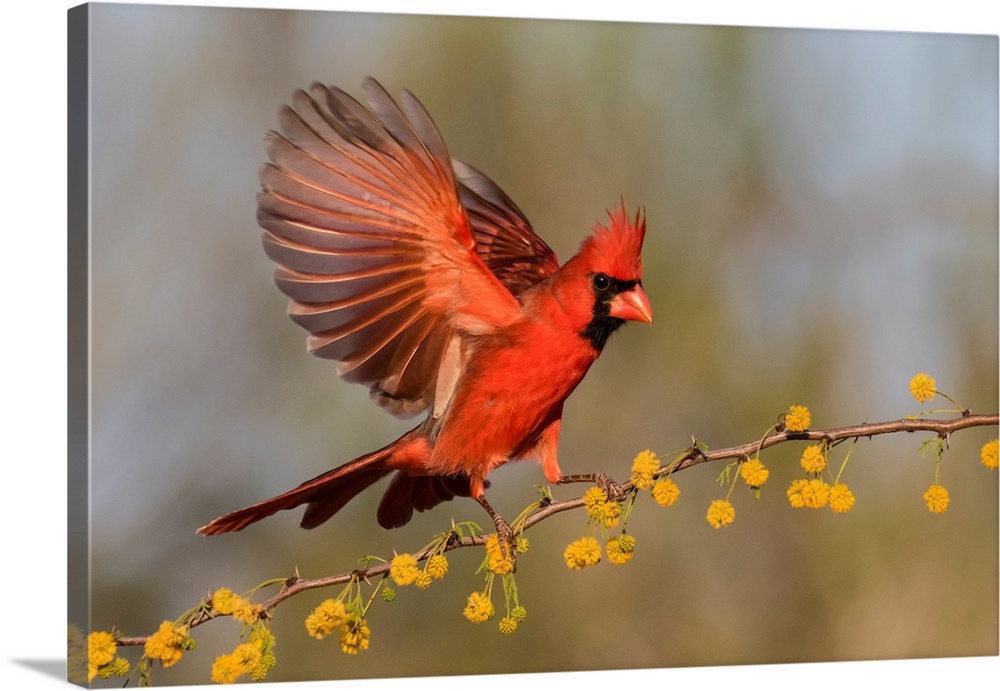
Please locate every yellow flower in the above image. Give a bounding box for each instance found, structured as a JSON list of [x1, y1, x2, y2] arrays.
[[801, 478, 831, 509], [514, 536, 530, 554], [233, 642, 262, 672], [981, 439, 999, 470], [909, 373, 936, 403], [799, 444, 827, 474], [87, 630, 118, 681], [563, 536, 602, 570], [786, 479, 808, 508], [706, 499, 735, 529], [211, 642, 264, 684], [210, 653, 242, 684], [463, 592, 495, 623], [651, 477, 680, 506], [924, 484, 949, 513], [389, 553, 420, 586], [583, 487, 607, 517], [606, 536, 634, 565], [498, 617, 518, 635], [581, 487, 620, 528], [599, 500, 621, 529], [211, 588, 238, 614], [144, 621, 189, 668], [339, 617, 371, 655], [828, 483, 856, 513], [305, 599, 347, 640], [740, 458, 770, 488], [510, 606, 527, 623], [785, 405, 811, 432], [414, 571, 433, 589], [212, 587, 260, 624], [88, 631, 116, 669], [427, 554, 449, 579], [485, 533, 515, 575], [630, 449, 660, 489]]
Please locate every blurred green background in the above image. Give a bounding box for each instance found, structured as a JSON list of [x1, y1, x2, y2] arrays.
[[83, 3, 998, 686]]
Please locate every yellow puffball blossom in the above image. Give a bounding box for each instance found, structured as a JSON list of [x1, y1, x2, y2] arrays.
[[339, 617, 371, 655], [599, 500, 621, 529], [211, 588, 240, 614], [706, 499, 735, 529], [144, 621, 189, 668], [651, 477, 680, 506], [389, 553, 420, 586], [606, 536, 634, 565], [981, 439, 999, 470], [799, 444, 827, 474], [786, 479, 808, 508], [212, 642, 266, 683], [563, 536, 602, 570], [88, 630, 117, 682], [909, 373, 936, 403], [305, 599, 347, 640], [785, 405, 811, 432], [463, 592, 495, 623], [498, 617, 518, 635], [801, 478, 831, 509], [582, 487, 620, 528], [212, 587, 260, 624], [924, 484, 950, 514], [414, 571, 433, 589], [630, 449, 660, 489], [211, 653, 242, 684], [88, 631, 116, 669], [740, 458, 770, 488], [427, 554, 449, 579], [583, 487, 607, 517], [828, 483, 856, 513], [485, 534, 515, 575]]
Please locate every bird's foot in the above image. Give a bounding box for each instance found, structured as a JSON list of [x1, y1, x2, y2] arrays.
[[557, 472, 626, 502], [475, 495, 516, 572]]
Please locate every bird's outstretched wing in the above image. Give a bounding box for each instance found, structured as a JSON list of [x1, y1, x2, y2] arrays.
[[258, 78, 558, 417]]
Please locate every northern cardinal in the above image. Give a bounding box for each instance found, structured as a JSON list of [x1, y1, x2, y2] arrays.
[[198, 78, 651, 542]]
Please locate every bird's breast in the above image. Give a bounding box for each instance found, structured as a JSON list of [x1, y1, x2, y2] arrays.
[[427, 320, 598, 476]]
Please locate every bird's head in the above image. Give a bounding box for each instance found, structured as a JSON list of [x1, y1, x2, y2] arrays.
[[564, 203, 652, 351]]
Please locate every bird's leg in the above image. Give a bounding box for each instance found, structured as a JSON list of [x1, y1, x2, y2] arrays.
[[475, 494, 515, 568], [557, 472, 626, 502]]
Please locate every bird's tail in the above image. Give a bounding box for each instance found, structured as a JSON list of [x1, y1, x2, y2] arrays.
[[197, 431, 419, 536]]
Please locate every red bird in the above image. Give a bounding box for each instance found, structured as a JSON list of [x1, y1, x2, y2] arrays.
[[198, 78, 651, 541]]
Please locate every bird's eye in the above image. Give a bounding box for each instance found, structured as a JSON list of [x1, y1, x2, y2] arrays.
[[592, 273, 611, 291]]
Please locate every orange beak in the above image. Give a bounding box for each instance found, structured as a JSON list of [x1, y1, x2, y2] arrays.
[[609, 284, 653, 324]]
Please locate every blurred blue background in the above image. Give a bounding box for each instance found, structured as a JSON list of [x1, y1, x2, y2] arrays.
[[83, 3, 997, 686]]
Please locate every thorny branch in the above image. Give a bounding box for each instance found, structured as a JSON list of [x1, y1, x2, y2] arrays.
[[114, 411, 997, 647]]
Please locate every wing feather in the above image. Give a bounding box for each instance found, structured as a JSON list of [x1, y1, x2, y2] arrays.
[[258, 78, 559, 417]]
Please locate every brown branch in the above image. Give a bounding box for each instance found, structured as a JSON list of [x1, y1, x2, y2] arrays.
[[114, 411, 997, 647]]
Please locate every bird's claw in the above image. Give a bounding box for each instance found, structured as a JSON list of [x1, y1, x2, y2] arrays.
[[492, 515, 517, 572], [595, 472, 626, 502]]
